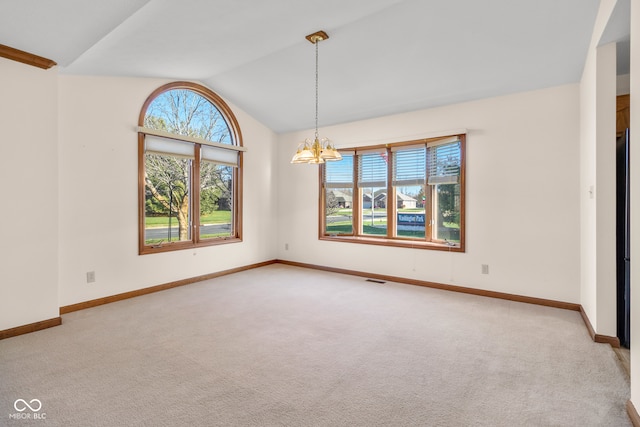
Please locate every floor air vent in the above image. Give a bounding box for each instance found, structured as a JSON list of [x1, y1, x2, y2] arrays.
[[366, 278, 386, 284]]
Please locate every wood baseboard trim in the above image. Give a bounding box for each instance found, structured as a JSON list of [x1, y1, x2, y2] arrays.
[[579, 305, 596, 337], [0, 44, 57, 69], [276, 260, 581, 311], [628, 401, 640, 427], [0, 317, 62, 340], [60, 260, 277, 314], [593, 333, 619, 347], [578, 305, 621, 348]]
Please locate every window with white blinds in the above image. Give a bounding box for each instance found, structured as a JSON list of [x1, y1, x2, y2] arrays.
[[319, 133, 465, 251]]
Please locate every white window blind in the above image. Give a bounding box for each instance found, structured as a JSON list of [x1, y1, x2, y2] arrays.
[[144, 134, 195, 158], [427, 140, 461, 185], [392, 145, 426, 186], [358, 150, 388, 188], [141, 127, 245, 166], [324, 154, 354, 188], [201, 145, 239, 167]]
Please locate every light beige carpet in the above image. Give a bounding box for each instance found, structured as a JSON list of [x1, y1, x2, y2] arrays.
[[0, 264, 631, 426]]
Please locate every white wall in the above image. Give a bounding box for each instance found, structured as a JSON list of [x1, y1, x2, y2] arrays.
[[57, 75, 278, 307], [595, 43, 618, 337], [0, 58, 60, 330], [277, 84, 581, 303], [618, 73, 631, 95], [580, 38, 599, 330], [579, 0, 619, 337], [628, 0, 640, 410]]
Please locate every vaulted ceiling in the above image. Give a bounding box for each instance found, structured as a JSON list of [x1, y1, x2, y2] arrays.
[[0, 0, 615, 133]]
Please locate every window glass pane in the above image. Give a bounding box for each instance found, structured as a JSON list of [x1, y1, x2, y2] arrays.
[[358, 151, 388, 188], [428, 141, 461, 185], [325, 155, 353, 188], [392, 146, 426, 239], [324, 155, 354, 235], [200, 162, 233, 239], [145, 89, 232, 144], [358, 152, 387, 236], [144, 153, 192, 245], [396, 185, 425, 239], [325, 188, 353, 235], [433, 183, 461, 242], [361, 187, 387, 236], [393, 146, 426, 186]]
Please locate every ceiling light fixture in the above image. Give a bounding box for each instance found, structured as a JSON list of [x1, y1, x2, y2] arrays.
[[291, 30, 342, 164]]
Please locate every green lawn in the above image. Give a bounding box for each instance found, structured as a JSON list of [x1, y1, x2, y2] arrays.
[[146, 210, 231, 227], [200, 232, 231, 239], [144, 211, 232, 244]]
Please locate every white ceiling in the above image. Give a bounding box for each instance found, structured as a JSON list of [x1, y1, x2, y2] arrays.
[[0, 0, 608, 133]]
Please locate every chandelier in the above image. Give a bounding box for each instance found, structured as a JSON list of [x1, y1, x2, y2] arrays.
[[291, 31, 342, 164]]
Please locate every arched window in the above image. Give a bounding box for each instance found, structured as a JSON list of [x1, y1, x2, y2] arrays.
[[138, 82, 244, 254]]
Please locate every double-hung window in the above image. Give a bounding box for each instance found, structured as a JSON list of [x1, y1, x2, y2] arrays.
[[320, 134, 465, 251], [138, 82, 245, 254]]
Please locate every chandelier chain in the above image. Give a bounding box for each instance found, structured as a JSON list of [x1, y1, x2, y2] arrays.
[[315, 40, 319, 140], [290, 31, 341, 164]]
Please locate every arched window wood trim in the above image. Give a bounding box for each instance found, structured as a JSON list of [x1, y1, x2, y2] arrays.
[[138, 81, 243, 254]]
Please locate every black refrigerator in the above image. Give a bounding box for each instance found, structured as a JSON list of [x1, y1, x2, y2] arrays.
[[616, 128, 630, 348]]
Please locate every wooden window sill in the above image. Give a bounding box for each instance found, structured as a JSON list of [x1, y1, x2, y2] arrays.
[[319, 235, 464, 252]]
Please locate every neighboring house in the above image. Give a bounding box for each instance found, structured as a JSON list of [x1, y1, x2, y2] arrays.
[[330, 190, 352, 208], [396, 192, 417, 209], [364, 191, 417, 209], [362, 192, 385, 209]]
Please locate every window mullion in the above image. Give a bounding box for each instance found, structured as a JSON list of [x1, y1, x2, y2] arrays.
[[424, 149, 430, 242], [386, 147, 394, 238], [319, 166, 326, 237], [192, 144, 201, 243], [233, 154, 242, 238], [353, 154, 361, 236], [425, 152, 433, 241]]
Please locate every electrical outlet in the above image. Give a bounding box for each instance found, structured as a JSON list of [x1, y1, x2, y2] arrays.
[[86, 271, 96, 283], [481, 264, 489, 275], [285, 243, 289, 250]]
